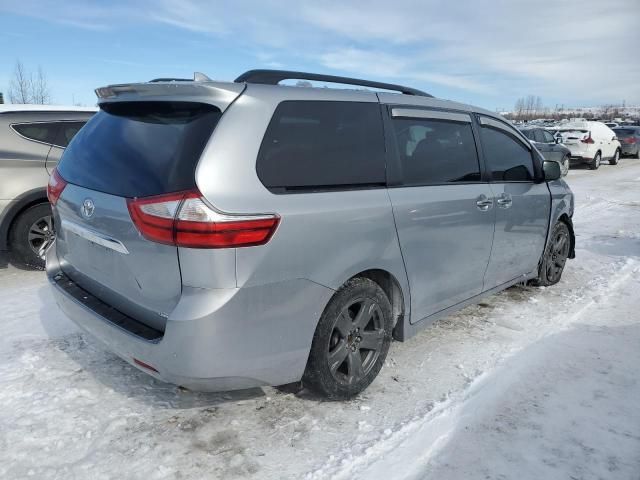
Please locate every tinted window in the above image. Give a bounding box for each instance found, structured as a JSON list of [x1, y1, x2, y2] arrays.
[[257, 101, 385, 191], [58, 102, 221, 197], [613, 128, 635, 137], [541, 130, 555, 143], [522, 129, 536, 141], [12, 122, 59, 144], [392, 118, 480, 185], [55, 121, 86, 148], [481, 126, 534, 182]]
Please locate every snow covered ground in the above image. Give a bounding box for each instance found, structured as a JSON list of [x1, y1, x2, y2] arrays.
[[1, 161, 639, 479]]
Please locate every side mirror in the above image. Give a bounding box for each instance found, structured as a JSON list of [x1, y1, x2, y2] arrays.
[[555, 136, 562, 144], [543, 160, 561, 181]]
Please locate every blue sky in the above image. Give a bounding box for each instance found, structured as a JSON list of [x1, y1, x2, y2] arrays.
[[1, 0, 639, 110]]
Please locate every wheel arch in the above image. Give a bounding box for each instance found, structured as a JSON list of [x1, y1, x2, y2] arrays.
[[344, 268, 407, 341], [0, 188, 49, 250], [558, 213, 576, 259]]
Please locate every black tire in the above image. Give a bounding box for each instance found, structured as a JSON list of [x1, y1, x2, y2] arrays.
[[589, 151, 601, 170], [610, 149, 620, 165], [9, 203, 53, 270], [633, 149, 639, 159], [303, 277, 393, 400], [561, 154, 570, 176], [531, 222, 570, 287]]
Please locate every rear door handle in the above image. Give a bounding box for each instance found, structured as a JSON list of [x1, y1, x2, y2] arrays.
[[476, 196, 494, 211], [497, 194, 513, 208]]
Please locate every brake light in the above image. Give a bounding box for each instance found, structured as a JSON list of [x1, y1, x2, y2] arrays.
[[127, 190, 280, 248], [47, 169, 67, 206], [623, 137, 636, 144], [581, 133, 594, 144]]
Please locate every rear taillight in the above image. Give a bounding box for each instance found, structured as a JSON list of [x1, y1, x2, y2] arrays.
[[127, 190, 280, 249], [47, 169, 68, 206], [581, 133, 594, 144], [623, 137, 636, 144]]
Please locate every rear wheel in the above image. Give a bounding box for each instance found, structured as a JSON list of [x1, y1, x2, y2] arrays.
[[633, 149, 639, 159], [303, 277, 393, 400], [589, 151, 601, 170], [532, 222, 570, 287], [9, 203, 53, 270], [610, 149, 620, 165]]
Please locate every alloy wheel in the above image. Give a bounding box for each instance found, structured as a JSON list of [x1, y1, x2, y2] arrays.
[[326, 297, 385, 386], [546, 229, 570, 283], [27, 215, 54, 260]]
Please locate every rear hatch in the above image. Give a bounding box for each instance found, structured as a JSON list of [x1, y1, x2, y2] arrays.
[[559, 129, 590, 155], [614, 128, 636, 144], [53, 95, 236, 331]]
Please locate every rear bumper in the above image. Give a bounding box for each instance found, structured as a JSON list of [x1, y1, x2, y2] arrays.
[[620, 145, 638, 155], [46, 243, 334, 391]]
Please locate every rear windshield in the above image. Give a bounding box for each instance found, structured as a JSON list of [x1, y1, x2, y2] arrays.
[[559, 129, 588, 139], [613, 129, 635, 136], [58, 102, 221, 198]]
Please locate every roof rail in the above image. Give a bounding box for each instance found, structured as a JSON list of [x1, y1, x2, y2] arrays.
[[234, 69, 433, 97]]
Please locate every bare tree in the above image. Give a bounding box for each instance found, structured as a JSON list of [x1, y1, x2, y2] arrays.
[[9, 60, 32, 104], [8, 60, 51, 104], [32, 67, 51, 104]]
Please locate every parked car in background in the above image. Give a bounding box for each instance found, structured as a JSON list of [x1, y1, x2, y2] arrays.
[[613, 126, 640, 158], [604, 122, 619, 129], [557, 121, 621, 170], [47, 70, 575, 399], [519, 126, 571, 175], [0, 105, 96, 268]]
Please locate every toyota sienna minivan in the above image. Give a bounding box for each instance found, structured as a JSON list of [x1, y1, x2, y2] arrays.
[[47, 70, 575, 399]]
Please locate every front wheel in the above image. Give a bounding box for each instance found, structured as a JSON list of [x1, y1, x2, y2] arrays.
[[531, 222, 570, 287], [589, 152, 601, 170], [610, 149, 620, 165], [560, 154, 570, 176], [303, 277, 393, 400]]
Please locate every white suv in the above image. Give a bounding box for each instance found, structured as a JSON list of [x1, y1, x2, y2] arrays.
[[559, 121, 621, 170]]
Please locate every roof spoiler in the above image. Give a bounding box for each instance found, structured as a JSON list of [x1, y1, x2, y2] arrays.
[[234, 69, 433, 97]]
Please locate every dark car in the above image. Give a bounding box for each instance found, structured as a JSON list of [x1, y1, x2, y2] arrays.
[[519, 127, 571, 175], [613, 127, 640, 158]]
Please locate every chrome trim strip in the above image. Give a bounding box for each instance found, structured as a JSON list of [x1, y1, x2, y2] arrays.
[[61, 219, 129, 255], [391, 108, 471, 123]]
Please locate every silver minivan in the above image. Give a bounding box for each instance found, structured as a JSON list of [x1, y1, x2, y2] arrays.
[[47, 70, 575, 399]]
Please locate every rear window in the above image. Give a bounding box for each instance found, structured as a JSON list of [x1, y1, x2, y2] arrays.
[[54, 121, 87, 148], [257, 101, 386, 192], [613, 129, 635, 137], [12, 122, 60, 144], [57, 102, 221, 198]]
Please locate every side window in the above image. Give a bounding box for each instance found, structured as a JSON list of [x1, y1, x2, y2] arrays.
[[541, 130, 555, 143], [12, 122, 60, 144], [54, 122, 87, 148], [521, 129, 534, 141], [391, 117, 480, 185], [257, 101, 386, 191], [533, 129, 546, 143], [480, 126, 535, 182]]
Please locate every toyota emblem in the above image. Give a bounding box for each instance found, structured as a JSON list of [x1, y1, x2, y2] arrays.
[[81, 198, 95, 219]]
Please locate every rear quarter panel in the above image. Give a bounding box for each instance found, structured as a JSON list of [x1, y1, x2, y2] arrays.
[[195, 84, 411, 313]]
